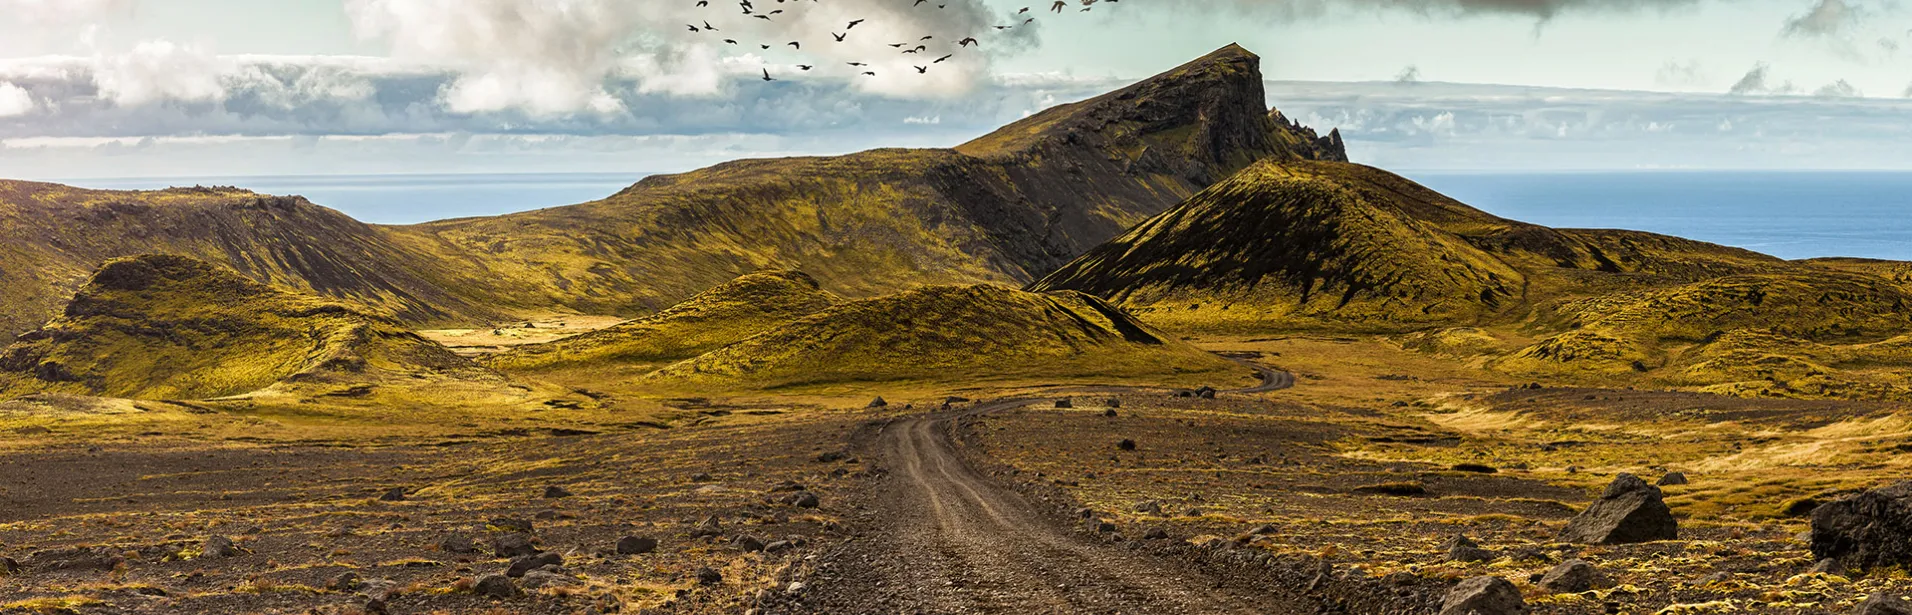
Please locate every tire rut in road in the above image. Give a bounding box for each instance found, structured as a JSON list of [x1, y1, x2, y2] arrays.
[[795, 402, 1306, 615]]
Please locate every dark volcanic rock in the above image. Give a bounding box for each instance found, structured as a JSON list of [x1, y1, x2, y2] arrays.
[[473, 573, 521, 598], [1440, 576, 1527, 615], [1444, 535, 1494, 563], [867, 397, 888, 408], [1539, 559, 1601, 593], [506, 552, 563, 578], [1812, 481, 1912, 572], [695, 566, 723, 586], [202, 535, 240, 558], [492, 533, 539, 558], [379, 487, 407, 501], [25, 547, 122, 571], [616, 536, 658, 555], [541, 485, 573, 499], [1559, 474, 1678, 544], [1657, 472, 1689, 486], [1855, 591, 1912, 615], [439, 534, 479, 555]]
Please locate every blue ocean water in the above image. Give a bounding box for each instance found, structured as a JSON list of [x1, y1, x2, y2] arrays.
[[57, 171, 1912, 261], [1405, 171, 1912, 261], [66, 173, 647, 225]]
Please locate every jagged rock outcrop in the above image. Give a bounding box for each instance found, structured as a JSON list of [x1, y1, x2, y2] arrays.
[[1559, 474, 1679, 544], [1811, 481, 1912, 571]]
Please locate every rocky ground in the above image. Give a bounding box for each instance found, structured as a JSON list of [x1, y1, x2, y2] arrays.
[[6, 338, 1912, 614]]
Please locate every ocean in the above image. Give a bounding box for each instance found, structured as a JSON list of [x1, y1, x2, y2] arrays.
[[62, 171, 1912, 262], [67, 173, 648, 225], [1405, 171, 1912, 262]]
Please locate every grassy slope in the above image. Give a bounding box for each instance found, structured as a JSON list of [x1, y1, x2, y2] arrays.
[[1036, 159, 1912, 399], [645, 285, 1244, 392], [0, 254, 493, 401], [484, 270, 842, 374]]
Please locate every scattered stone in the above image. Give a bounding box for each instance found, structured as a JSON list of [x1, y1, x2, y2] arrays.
[[1143, 527, 1170, 540], [362, 596, 389, 615], [1812, 481, 1912, 572], [1539, 559, 1600, 593], [378, 487, 407, 502], [1812, 558, 1846, 575], [691, 516, 724, 538], [542, 485, 574, 499], [534, 510, 560, 521], [732, 535, 766, 552], [695, 567, 723, 586], [1658, 472, 1689, 486], [816, 451, 847, 463], [691, 472, 715, 482], [488, 518, 534, 533], [1247, 524, 1277, 536], [770, 480, 807, 492], [520, 570, 577, 589], [792, 492, 821, 508], [202, 536, 240, 558], [1117, 439, 1137, 451], [867, 397, 888, 408], [438, 534, 479, 555], [764, 540, 794, 553], [1133, 500, 1164, 515], [1055, 398, 1073, 409], [616, 536, 658, 555], [24, 547, 122, 571], [1440, 576, 1527, 615], [1075, 507, 1097, 519], [1195, 386, 1217, 399], [1095, 521, 1118, 533], [506, 552, 563, 578], [493, 533, 539, 558], [473, 574, 522, 599], [1558, 473, 1678, 544], [1445, 535, 1494, 563], [1854, 591, 1912, 615], [1107, 398, 1121, 408], [328, 571, 364, 592]]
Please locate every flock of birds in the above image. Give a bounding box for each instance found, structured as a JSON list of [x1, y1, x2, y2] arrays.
[[683, 0, 1123, 81]]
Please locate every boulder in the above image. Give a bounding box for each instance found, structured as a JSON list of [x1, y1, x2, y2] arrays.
[[1812, 481, 1912, 572], [439, 534, 480, 555], [1538, 559, 1600, 593], [1444, 535, 1494, 563], [792, 492, 821, 508], [1658, 472, 1689, 486], [732, 535, 766, 552], [1440, 576, 1527, 615], [1143, 527, 1170, 540], [616, 536, 658, 555], [473, 574, 521, 599], [506, 552, 563, 578], [1558, 474, 1678, 544], [202, 536, 241, 558], [492, 533, 539, 558], [327, 571, 364, 592], [1855, 592, 1912, 615]]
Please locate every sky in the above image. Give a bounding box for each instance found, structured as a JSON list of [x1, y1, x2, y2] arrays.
[[2, 0, 1912, 178]]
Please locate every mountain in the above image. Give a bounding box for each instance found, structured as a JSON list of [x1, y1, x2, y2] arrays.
[[644, 285, 1243, 391], [1032, 159, 1912, 399], [0, 254, 494, 401], [0, 182, 513, 345], [1033, 160, 1789, 333], [0, 45, 1340, 346], [485, 270, 841, 374]]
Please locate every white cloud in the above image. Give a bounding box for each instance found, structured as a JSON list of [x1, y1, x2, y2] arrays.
[[0, 81, 33, 117], [340, 0, 1034, 116], [0, 0, 134, 25], [93, 40, 228, 107]]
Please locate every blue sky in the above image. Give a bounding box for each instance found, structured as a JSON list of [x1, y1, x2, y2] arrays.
[[2, 0, 1910, 177]]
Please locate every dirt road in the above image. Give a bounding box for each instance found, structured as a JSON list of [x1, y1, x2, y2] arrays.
[[794, 400, 1305, 614]]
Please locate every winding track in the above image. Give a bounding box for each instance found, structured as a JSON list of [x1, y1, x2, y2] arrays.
[[798, 360, 1298, 614]]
